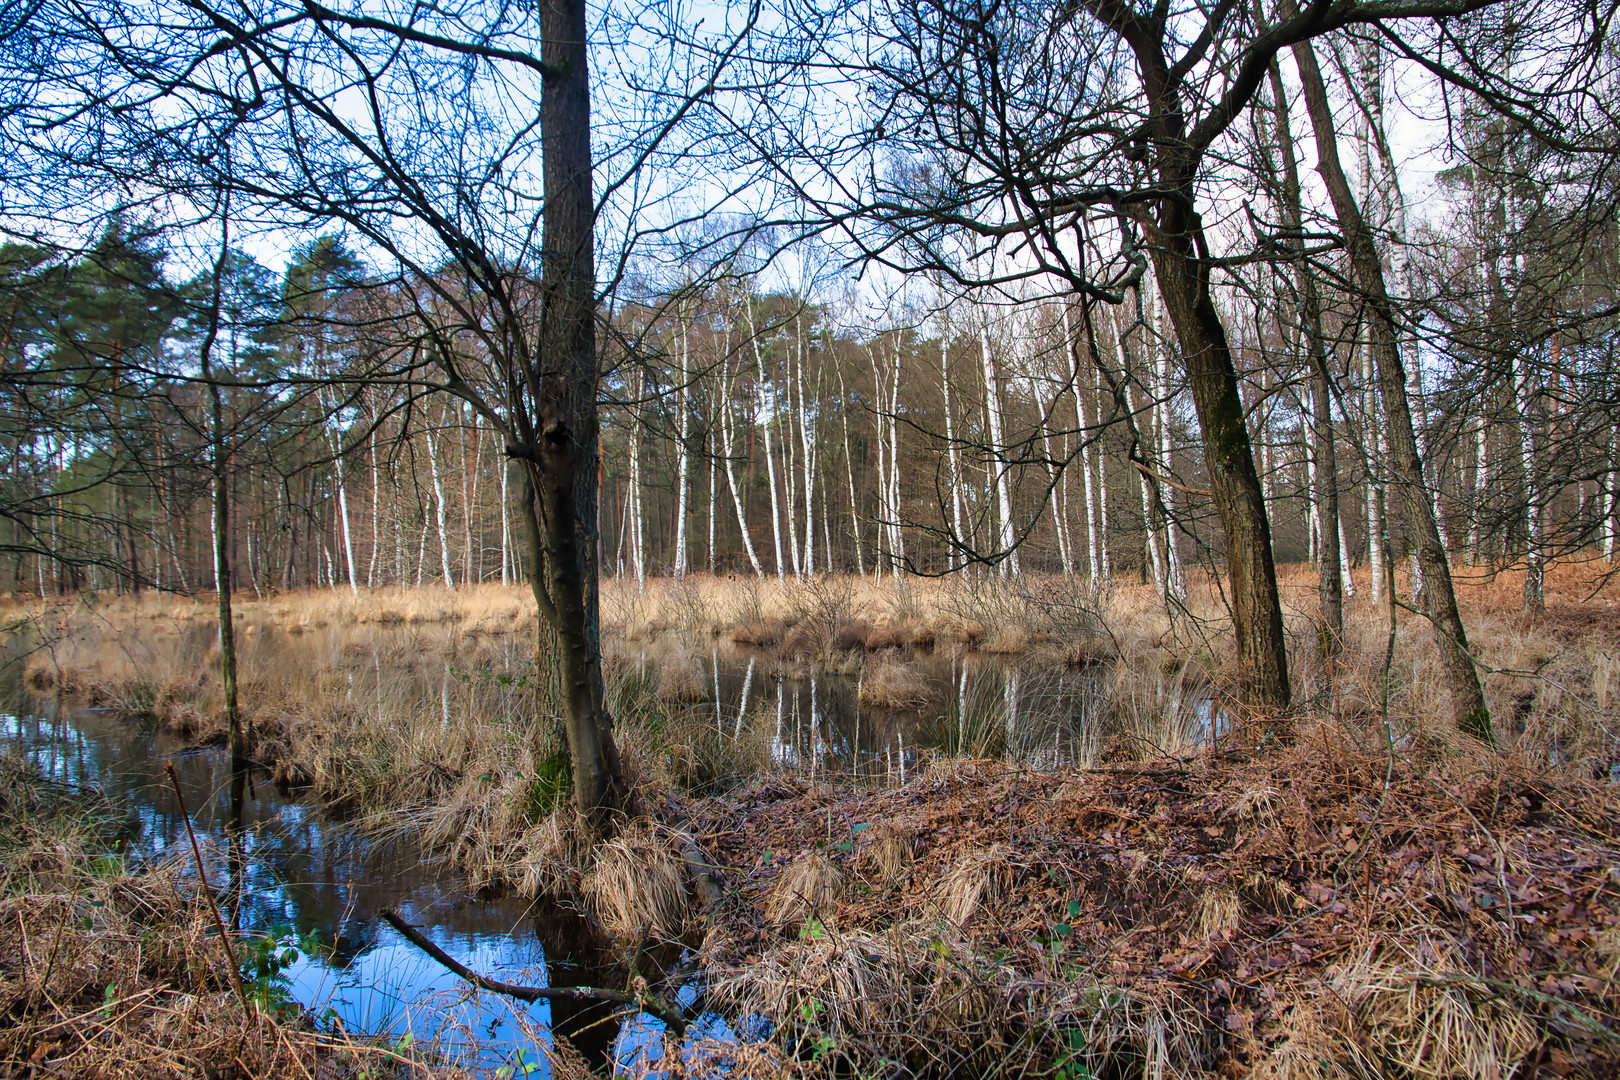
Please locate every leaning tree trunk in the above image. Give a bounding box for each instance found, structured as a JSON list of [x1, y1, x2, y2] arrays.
[[1296, 38, 1493, 745], [1267, 59, 1343, 650]]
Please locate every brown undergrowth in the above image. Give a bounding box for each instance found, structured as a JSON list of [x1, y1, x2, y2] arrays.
[[664, 729, 1620, 1078], [6, 565, 1620, 1076]]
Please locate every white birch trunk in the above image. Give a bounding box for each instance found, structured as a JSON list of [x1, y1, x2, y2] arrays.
[[500, 456, 511, 586], [777, 324, 802, 578], [1516, 349, 1543, 604], [629, 371, 646, 590], [979, 318, 1017, 577], [1090, 354, 1111, 580], [1154, 298, 1185, 599], [368, 422, 379, 588], [837, 362, 867, 578], [211, 478, 222, 592], [1605, 429, 1617, 562], [796, 315, 817, 579], [887, 333, 906, 575], [674, 318, 691, 577], [424, 419, 455, 590], [869, 344, 888, 583], [1115, 309, 1162, 592], [1065, 304, 1103, 581], [720, 334, 764, 577], [1363, 343, 1386, 603], [747, 301, 787, 581], [942, 319, 967, 567]]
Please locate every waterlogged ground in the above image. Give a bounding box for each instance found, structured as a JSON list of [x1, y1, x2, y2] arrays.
[[0, 706, 722, 1076], [1, 617, 1213, 1075]]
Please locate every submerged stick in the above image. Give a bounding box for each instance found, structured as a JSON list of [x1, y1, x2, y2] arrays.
[[165, 762, 254, 1022], [377, 908, 688, 1035]]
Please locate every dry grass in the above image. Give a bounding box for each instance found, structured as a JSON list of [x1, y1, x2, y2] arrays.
[[857, 657, 935, 710], [684, 730, 1620, 1078], [935, 843, 1015, 928], [766, 853, 846, 929], [860, 821, 915, 883], [8, 563, 1620, 1075], [1192, 887, 1240, 940], [582, 822, 691, 941]]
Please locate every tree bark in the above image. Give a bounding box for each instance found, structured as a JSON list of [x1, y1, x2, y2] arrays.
[[1295, 38, 1493, 744], [518, 0, 625, 830], [1146, 230, 1292, 718], [979, 318, 1017, 577], [1267, 59, 1343, 648]]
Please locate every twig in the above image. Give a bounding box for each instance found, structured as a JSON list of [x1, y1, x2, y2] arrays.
[[377, 908, 688, 1035], [1129, 459, 1212, 498], [38, 883, 76, 994], [165, 762, 254, 1023]]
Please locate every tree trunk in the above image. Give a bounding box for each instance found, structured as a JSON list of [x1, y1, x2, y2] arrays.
[[795, 314, 816, 579], [747, 301, 787, 581], [425, 414, 455, 590], [520, 0, 625, 830], [979, 318, 1017, 577], [886, 333, 906, 575], [1295, 37, 1493, 744], [199, 227, 244, 769], [719, 329, 764, 576], [674, 317, 691, 577], [1146, 225, 1292, 717], [628, 368, 646, 588], [837, 361, 866, 577], [1153, 297, 1186, 600], [1267, 59, 1343, 647]]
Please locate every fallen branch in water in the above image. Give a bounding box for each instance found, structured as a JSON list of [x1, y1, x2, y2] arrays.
[[377, 908, 688, 1035]]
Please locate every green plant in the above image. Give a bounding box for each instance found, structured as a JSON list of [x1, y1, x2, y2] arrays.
[[1052, 1028, 1095, 1080], [495, 1046, 542, 1079], [794, 997, 839, 1063], [240, 925, 323, 1016], [523, 752, 571, 822]]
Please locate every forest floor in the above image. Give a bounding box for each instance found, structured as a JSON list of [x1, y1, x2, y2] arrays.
[[2, 562, 1620, 1076], [670, 741, 1620, 1078]]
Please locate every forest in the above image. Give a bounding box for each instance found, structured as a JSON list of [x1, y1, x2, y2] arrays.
[[2, 0, 1620, 1075]]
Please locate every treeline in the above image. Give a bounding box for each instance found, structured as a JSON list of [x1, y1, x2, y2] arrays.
[[3, 123, 1616, 606]]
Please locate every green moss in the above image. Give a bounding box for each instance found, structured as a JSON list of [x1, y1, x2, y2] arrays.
[[523, 751, 571, 822]]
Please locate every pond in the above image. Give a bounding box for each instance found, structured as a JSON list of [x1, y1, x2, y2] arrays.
[[616, 638, 1215, 778]]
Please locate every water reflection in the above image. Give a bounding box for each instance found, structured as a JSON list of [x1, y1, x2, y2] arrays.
[[630, 642, 1210, 778], [2, 623, 1212, 1075], [0, 707, 653, 1076]]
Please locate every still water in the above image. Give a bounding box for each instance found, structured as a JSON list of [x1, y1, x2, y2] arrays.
[[0, 707, 717, 1076]]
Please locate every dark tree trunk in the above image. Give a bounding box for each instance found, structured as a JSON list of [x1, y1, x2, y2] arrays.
[[1267, 60, 1344, 651], [1147, 216, 1294, 723], [1294, 39, 1493, 745], [199, 229, 246, 769], [518, 0, 625, 832]]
